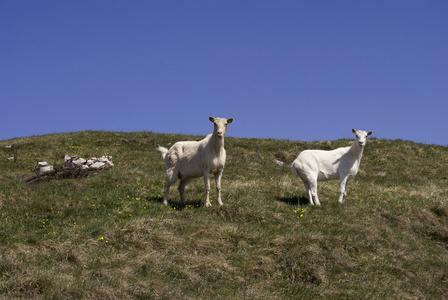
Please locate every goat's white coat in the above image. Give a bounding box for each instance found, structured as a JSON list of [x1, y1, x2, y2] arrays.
[[157, 117, 233, 206], [291, 129, 372, 205]]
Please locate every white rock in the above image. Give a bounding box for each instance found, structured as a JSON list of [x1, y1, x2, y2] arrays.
[[98, 156, 108, 162], [275, 159, 285, 166], [39, 165, 54, 173], [90, 162, 106, 169], [74, 157, 87, 164], [38, 161, 48, 167]]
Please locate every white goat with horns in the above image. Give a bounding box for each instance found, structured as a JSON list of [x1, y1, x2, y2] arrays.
[[291, 129, 373, 205], [157, 117, 234, 207]]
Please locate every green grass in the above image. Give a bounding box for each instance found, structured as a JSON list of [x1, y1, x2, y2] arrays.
[[0, 131, 447, 299]]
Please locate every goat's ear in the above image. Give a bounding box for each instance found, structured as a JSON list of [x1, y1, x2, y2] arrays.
[[352, 129, 357, 134], [209, 117, 215, 123], [227, 118, 233, 124], [367, 131, 373, 136]]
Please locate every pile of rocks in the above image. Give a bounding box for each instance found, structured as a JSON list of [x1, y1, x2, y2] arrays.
[[64, 155, 114, 170], [35, 155, 114, 174]]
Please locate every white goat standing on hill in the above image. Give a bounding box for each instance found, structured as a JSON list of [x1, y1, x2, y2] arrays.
[[157, 117, 234, 207], [291, 129, 373, 205]]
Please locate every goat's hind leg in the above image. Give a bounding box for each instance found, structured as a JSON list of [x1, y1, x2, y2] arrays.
[[307, 180, 320, 206], [303, 181, 314, 205], [299, 172, 320, 206], [163, 169, 178, 206]]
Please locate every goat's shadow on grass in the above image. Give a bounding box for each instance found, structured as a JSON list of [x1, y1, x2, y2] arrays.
[[169, 200, 203, 210], [148, 195, 202, 210], [277, 195, 310, 206]]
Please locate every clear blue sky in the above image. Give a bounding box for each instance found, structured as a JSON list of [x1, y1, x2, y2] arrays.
[[1, 1, 447, 145]]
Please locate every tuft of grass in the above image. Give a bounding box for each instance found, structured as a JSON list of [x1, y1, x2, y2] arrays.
[[0, 131, 447, 298]]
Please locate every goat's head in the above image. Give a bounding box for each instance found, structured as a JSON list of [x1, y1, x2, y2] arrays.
[[352, 129, 373, 147], [210, 117, 234, 137]]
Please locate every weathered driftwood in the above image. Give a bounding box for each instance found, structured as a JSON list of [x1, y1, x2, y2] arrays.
[[24, 166, 91, 184]]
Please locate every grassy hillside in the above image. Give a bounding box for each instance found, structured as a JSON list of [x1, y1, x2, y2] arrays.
[[0, 131, 447, 299]]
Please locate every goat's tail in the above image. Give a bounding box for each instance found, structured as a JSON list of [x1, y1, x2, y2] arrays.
[[156, 146, 169, 159], [290, 162, 298, 177]]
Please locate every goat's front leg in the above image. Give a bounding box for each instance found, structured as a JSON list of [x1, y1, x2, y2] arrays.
[[214, 170, 223, 205], [338, 177, 349, 203], [203, 170, 212, 207], [178, 179, 190, 204]]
